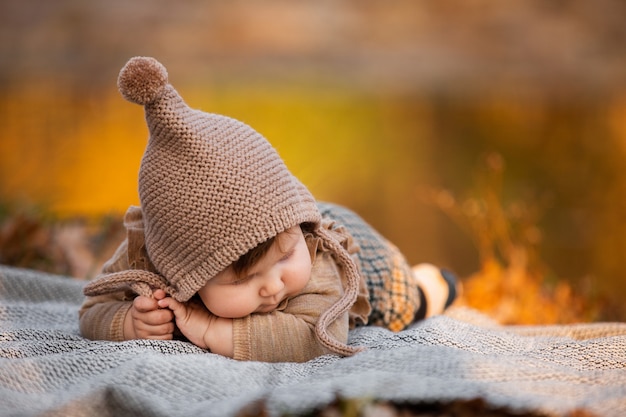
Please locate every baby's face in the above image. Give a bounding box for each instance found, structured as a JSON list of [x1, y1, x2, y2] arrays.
[[197, 226, 312, 318]]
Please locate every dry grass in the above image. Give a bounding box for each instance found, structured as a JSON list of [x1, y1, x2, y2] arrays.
[[0, 152, 606, 324], [420, 152, 597, 325], [237, 396, 597, 417], [0, 205, 124, 280]]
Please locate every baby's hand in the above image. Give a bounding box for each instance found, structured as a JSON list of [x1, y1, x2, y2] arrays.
[[157, 297, 213, 349], [124, 289, 175, 340]]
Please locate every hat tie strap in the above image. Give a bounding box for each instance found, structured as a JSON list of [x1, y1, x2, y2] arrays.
[[315, 227, 365, 356], [83, 270, 176, 299]]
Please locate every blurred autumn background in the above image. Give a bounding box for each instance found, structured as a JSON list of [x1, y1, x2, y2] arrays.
[[1, 0, 625, 325]]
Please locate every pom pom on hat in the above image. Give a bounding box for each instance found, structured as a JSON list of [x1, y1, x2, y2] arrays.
[[112, 56, 322, 303], [117, 56, 168, 105]]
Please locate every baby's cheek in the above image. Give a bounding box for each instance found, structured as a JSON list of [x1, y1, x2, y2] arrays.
[[198, 291, 218, 312], [295, 259, 313, 291], [201, 290, 256, 318]]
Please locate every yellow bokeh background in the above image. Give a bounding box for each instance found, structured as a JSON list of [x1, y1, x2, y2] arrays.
[[1, 0, 625, 324]]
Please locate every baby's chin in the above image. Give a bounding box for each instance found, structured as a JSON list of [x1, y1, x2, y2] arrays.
[[207, 307, 256, 319], [207, 298, 287, 317]]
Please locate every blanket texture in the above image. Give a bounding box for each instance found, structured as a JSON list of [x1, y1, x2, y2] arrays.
[[1, 265, 625, 417]]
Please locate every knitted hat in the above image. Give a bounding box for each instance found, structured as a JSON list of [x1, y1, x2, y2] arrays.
[[84, 56, 362, 356]]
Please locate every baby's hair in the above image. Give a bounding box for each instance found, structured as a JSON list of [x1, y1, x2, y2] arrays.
[[232, 223, 316, 278]]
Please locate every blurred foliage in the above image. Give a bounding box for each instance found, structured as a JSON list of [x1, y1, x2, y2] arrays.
[[237, 394, 594, 417], [421, 152, 597, 324], [1, 0, 625, 326], [1, 83, 625, 324], [0, 202, 124, 279]]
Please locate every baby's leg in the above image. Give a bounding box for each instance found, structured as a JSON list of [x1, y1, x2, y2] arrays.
[[412, 264, 459, 318]]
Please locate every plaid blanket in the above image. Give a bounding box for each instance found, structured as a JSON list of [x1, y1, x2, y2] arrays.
[[1, 265, 625, 416]]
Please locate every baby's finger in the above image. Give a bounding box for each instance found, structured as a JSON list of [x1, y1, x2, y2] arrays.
[[133, 295, 159, 312], [149, 333, 174, 341], [157, 297, 181, 311], [158, 298, 191, 322], [135, 321, 175, 340], [141, 308, 174, 326], [153, 289, 167, 300]]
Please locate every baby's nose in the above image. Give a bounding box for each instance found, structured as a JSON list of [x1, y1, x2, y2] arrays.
[[260, 273, 284, 297]]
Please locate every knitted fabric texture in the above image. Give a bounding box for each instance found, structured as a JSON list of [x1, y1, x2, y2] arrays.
[[5, 266, 626, 417], [83, 56, 362, 356]]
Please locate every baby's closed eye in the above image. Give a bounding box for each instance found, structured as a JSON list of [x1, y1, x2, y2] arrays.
[[231, 273, 256, 286], [278, 249, 295, 262]]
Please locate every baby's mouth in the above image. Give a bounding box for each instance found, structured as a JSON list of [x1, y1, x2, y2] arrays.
[[258, 296, 286, 313], [257, 303, 279, 314]]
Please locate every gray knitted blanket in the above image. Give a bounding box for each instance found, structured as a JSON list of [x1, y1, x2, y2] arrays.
[[1, 265, 625, 417]]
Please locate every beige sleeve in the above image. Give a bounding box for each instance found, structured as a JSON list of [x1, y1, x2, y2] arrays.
[[232, 252, 349, 362], [79, 206, 158, 341], [78, 238, 134, 341], [78, 294, 132, 341]]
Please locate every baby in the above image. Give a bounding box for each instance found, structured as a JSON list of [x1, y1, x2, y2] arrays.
[[80, 57, 458, 362]]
